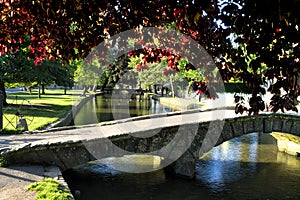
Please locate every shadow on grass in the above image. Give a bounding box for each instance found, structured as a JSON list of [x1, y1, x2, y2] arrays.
[[7, 94, 74, 101], [0, 129, 22, 135], [3, 104, 72, 120]]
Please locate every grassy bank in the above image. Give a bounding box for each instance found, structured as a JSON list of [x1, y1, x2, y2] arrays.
[[27, 178, 72, 200], [159, 97, 205, 110], [1, 89, 83, 132]]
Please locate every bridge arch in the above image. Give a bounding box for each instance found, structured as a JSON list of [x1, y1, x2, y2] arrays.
[[1, 112, 300, 178], [160, 113, 300, 178]]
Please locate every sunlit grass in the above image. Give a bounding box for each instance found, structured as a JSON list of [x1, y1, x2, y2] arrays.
[[2, 89, 85, 132], [27, 178, 72, 200], [159, 97, 205, 110]]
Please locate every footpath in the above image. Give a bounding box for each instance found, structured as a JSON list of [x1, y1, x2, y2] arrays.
[[0, 165, 71, 200]]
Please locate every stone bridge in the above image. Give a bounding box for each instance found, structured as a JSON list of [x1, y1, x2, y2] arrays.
[[1, 109, 300, 178]]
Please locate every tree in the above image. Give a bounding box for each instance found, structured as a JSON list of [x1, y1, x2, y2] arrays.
[[217, 0, 300, 114], [0, 36, 32, 104], [27, 60, 75, 98], [1, 0, 299, 114]]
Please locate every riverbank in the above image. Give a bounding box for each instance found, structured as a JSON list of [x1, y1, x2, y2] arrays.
[[271, 132, 300, 156], [150, 93, 237, 111], [0, 165, 73, 200], [1, 89, 83, 199]]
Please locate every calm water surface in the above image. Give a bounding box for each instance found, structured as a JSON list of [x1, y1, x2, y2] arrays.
[[64, 133, 300, 200], [74, 94, 178, 125], [67, 95, 300, 200]]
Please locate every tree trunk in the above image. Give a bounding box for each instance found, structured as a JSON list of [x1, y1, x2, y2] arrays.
[[64, 88, 67, 95], [153, 85, 158, 94], [0, 81, 8, 106], [38, 84, 41, 99], [41, 84, 46, 95], [92, 84, 97, 92], [101, 82, 107, 92], [170, 76, 175, 98], [81, 86, 88, 96]]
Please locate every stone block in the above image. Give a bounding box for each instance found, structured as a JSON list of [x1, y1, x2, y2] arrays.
[[5, 148, 40, 166], [232, 121, 244, 137], [169, 151, 196, 179], [137, 138, 150, 153], [189, 140, 200, 154], [42, 148, 69, 169], [281, 119, 292, 133], [86, 139, 115, 159], [196, 127, 208, 141], [221, 123, 234, 142], [243, 119, 254, 134], [54, 145, 91, 170], [290, 120, 300, 136], [272, 118, 283, 132], [253, 118, 264, 132], [215, 133, 224, 146], [263, 118, 273, 133], [148, 137, 163, 152], [194, 130, 205, 143], [199, 135, 217, 154]]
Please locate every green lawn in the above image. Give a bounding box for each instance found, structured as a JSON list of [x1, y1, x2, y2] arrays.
[[159, 97, 205, 110], [2, 89, 84, 132]]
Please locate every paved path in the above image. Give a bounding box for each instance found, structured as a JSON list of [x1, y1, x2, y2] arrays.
[[0, 165, 69, 200]]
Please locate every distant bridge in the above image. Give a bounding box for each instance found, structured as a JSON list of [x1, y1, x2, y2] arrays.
[[1, 109, 300, 178]]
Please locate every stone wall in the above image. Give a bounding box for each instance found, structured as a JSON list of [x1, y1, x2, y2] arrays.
[[1, 112, 300, 178]]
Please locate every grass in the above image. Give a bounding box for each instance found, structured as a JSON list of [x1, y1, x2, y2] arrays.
[[0, 155, 7, 167], [27, 178, 72, 200], [1, 89, 84, 132], [159, 97, 205, 110]]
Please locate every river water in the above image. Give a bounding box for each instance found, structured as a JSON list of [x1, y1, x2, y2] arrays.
[[66, 95, 300, 200], [73, 94, 177, 126]]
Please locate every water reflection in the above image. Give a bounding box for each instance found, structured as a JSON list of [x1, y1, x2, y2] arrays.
[[64, 133, 300, 200], [90, 155, 164, 174], [74, 94, 178, 126], [197, 133, 300, 199]]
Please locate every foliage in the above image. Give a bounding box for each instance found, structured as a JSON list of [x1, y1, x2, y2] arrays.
[[0, 35, 32, 84], [0, 34, 75, 101], [219, 0, 300, 114], [131, 58, 168, 89], [0, 156, 7, 167], [1, 0, 300, 114], [27, 178, 72, 200], [75, 54, 130, 91]]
